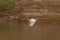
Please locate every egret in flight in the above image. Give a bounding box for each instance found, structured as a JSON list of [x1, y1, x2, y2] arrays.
[[28, 18, 37, 27]]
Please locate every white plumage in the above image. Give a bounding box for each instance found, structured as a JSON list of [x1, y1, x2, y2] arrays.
[[28, 18, 37, 27]]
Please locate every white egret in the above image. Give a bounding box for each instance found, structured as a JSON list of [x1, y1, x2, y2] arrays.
[[28, 18, 37, 27]]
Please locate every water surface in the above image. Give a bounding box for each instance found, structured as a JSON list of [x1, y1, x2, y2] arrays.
[[0, 20, 60, 40]]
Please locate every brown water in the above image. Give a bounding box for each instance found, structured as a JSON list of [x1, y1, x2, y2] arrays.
[[0, 20, 60, 40]]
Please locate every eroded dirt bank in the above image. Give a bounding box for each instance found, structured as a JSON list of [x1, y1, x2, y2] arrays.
[[0, 2, 60, 23]]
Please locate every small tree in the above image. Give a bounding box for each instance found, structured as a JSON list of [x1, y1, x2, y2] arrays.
[[0, 0, 16, 12]]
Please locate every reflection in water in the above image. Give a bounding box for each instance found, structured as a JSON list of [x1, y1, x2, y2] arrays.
[[0, 21, 60, 40]]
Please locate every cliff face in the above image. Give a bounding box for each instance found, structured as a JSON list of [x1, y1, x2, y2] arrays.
[[0, 0, 60, 22], [15, 1, 60, 13], [14, 1, 60, 21]]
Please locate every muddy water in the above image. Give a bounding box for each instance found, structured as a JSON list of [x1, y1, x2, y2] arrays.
[[0, 20, 60, 40]]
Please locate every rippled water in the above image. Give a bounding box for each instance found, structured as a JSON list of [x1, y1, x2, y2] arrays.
[[0, 20, 60, 40]]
